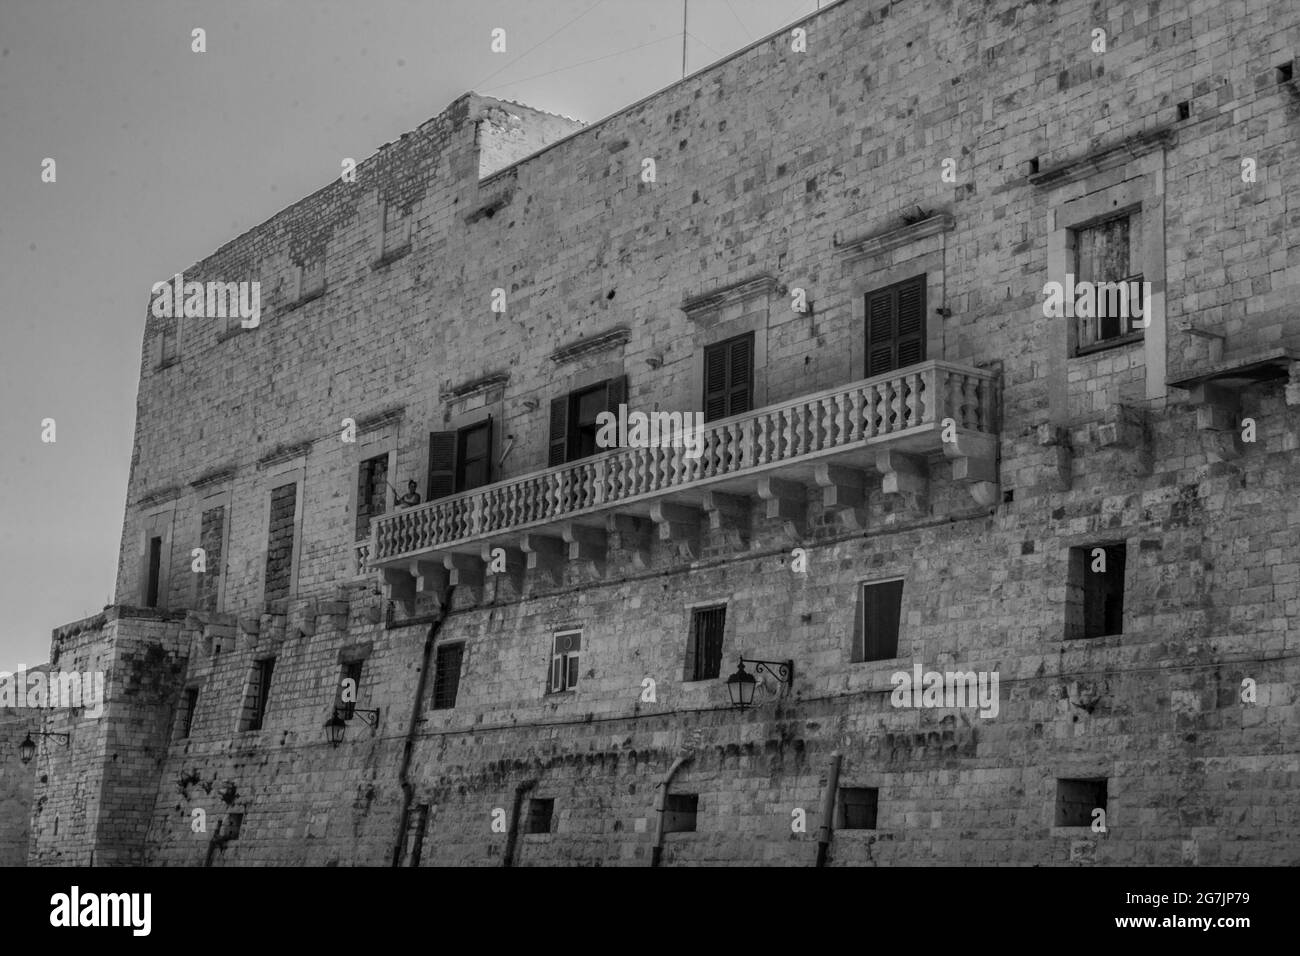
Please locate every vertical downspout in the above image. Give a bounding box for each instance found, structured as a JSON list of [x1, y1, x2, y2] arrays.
[[503, 779, 538, 867], [390, 588, 454, 867], [814, 752, 842, 867], [650, 754, 692, 867]]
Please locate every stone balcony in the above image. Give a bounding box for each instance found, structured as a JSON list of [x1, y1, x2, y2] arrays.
[[367, 360, 1000, 610]]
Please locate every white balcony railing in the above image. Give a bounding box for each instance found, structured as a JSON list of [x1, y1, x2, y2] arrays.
[[371, 360, 998, 563]]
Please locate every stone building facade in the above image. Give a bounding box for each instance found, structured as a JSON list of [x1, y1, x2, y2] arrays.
[[22, 0, 1300, 866]]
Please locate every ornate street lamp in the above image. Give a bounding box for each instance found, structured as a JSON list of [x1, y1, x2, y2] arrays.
[[725, 658, 793, 710], [18, 731, 70, 764], [324, 706, 379, 747]]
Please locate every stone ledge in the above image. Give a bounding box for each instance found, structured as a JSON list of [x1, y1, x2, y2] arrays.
[[682, 275, 781, 318], [833, 213, 954, 264], [549, 327, 630, 364], [1027, 126, 1175, 189]]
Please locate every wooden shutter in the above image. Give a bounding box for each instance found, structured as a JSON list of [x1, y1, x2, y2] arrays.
[[865, 276, 927, 376], [704, 343, 729, 421], [548, 397, 568, 467], [427, 432, 458, 501], [703, 334, 754, 422], [604, 375, 627, 414]]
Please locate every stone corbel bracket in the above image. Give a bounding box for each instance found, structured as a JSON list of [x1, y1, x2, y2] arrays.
[[605, 515, 652, 570], [940, 431, 1000, 507], [701, 492, 751, 551], [814, 464, 868, 531], [649, 503, 702, 561], [875, 450, 929, 513], [482, 542, 526, 594], [443, 554, 485, 605], [520, 534, 565, 590], [383, 559, 447, 619], [756, 477, 806, 539], [562, 523, 608, 578], [1036, 423, 1072, 491]]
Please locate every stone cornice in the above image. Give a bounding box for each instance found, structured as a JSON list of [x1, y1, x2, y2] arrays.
[[549, 326, 631, 364], [1028, 126, 1175, 189], [446, 373, 509, 400], [191, 465, 237, 490], [256, 440, 313, 470], [834, 213, 954, 263], [681, 275, 782, 318], [356, 405, 406, 433]]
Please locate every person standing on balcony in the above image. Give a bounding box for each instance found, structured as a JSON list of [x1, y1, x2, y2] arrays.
[[398, 480, 422, 507]]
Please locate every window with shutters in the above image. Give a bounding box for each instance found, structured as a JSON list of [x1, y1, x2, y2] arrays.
[[432, 642, 464, 710], [865, 275, 926, 377], [355, 454, 388, 541], [854, 579, 904, 662], [1073, 213, 1144, 352], [548, 377, 627, 466], [427, 418, 493, 503], [687, 605, 726, 681], [703, 334, 753, 422], [548, 629, 581, 693]]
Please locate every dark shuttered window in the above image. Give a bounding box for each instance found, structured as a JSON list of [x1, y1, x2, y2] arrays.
[[427, 419, 493, 503], [865, 275, 926, 377], [548, 376, 627, 465], [703, 333, 753, 422]]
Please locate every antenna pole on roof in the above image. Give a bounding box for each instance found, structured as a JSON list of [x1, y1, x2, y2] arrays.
[[681, 0, 688, 78]]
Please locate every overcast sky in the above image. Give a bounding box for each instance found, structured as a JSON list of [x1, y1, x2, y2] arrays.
[[0, 0, 823, 671]]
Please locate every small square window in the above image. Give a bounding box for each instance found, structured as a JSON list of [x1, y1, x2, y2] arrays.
[[525, 798, 554, 835], [662, 794, 698, 834], [840, 787, 879, 830], [1055, 778, 1107, 827], [1066, 544, 1125, 639]]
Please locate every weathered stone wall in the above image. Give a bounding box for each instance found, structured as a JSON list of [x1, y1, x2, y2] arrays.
[[31, 0, 1300, 865], [0, 699, 39, 866]]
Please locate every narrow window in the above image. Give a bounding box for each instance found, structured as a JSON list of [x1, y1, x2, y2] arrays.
[[548, 630, 581, 693], [177, 687, 199, 740], [662, 793, 698, 834], [1055, 778, 1107, 827], [263, 483, 297, 602], [687, 605, 726, 681], [242, 657, 276, 732], [854, 580, 904, 662], [1066, 543, 1125, 639], [524, 798, 554, 835], [337, 660, 363, 719], [356, 454, 388, 541], [839, 787, 879, 829], [432, 643, 464, 710], [198, 505, 225, 611], [1073, 213, 1144, 351], [159, 323, 178, 366], [703, 333, 753, 422], [865, 275, 926, 376], [145, 536, 163, 608], [224, 812, 244, 840]]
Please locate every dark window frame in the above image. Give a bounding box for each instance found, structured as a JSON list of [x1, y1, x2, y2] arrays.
[[432, 642, 464, 710], [337, 659, 364, 719], [839, 787, 879, 830], [244, 657, 276, 732], [703, 332, 754, 422], [662, 793, 698, 834], [1070, 211, 1146, 356], [864, 274, 926, 377], [524, 797, 554, 835], [1055, 777, 1108, 827], [687, 605, 727, 681], [548, 629, 581, 694], [1066, 543, 1126, 640], [854, 579, 904, 663]]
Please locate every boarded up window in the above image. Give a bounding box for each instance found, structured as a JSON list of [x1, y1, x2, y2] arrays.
[[854, 580, 904, 662], [198, 505, 225, 611], [865, 275, 926, 376], [703, 333, 753, 422], [264, 483, 297, 602], [688, 605, 726, 680], [1075, 213, 1143, 348], [457, 419, 492, 492], [432, 643, 464, 710]]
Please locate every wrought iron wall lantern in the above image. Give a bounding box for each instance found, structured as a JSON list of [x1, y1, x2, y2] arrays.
[[724, 658, 794, 710], [324, 706, 380, 747], [18, 731, 70, 764]]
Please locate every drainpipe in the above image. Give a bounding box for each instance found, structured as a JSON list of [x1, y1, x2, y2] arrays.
[[650, 753, 693, 867], [503, 779, 538, 867], [390, 588, 454, 867], [814, 751, 842, 867]]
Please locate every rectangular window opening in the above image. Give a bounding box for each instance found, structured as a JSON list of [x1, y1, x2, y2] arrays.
[[548, 630, 581, 694], [1055, 777, 1107, 827], [525, 797, 554, 835], [1066, 543, 1125, 639], [145, 536, 163, 608], [432, 643, 464, 710], [663, 793, 698, 834], [855, 580, 904, 662], [688, 605, 726, 681], [840, 787, 879, 830], [865, 275, 926, 377], [337, 660, 364, 719]]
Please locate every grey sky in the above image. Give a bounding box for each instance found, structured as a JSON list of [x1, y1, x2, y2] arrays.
[[0, 0, 821, 671]]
